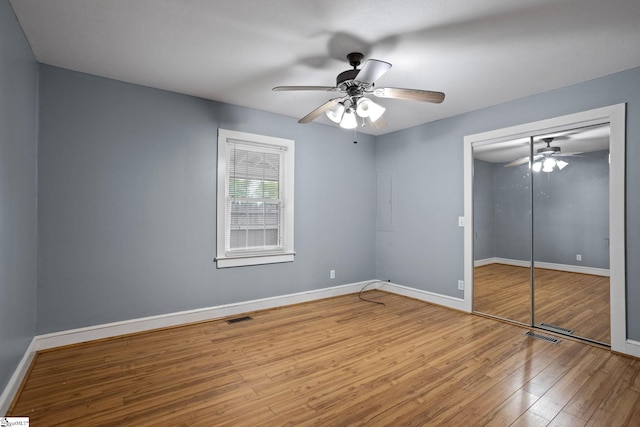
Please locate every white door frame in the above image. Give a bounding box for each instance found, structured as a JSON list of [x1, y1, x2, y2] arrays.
[[463, 104, 636, 356]]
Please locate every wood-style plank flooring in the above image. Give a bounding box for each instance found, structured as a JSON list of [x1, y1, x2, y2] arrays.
[[474, 264, 610, 344], [9, 291, 638, 426]]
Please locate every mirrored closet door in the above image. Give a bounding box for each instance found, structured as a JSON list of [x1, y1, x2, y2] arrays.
[[472, 124, 611, 345], [473, 139, 532, 326], [532, 125, 611, 344]]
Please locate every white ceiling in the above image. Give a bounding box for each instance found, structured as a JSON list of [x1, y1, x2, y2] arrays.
[[9, 0, 640, 135]]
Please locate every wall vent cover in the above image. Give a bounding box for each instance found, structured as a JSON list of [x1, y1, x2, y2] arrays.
[[524, 331, 560, 344], [225, 316, 253, 324]]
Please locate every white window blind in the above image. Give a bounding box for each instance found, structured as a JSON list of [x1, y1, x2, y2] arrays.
[[216, 129, 294, 268], [226, 141, 285, 254]]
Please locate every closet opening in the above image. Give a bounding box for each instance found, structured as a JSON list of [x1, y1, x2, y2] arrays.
[[463, 105, 626, 351]]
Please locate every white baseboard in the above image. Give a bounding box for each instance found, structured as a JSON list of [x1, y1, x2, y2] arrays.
[[475, 257, 530, 268], [534, 260, 610, 277], [0, 338, 37, 416], [33, 280, 375, 351], [475, 257, 610, 277], [378, 282, 467, 312], [473, 257, 500, 267], [621, 339, 640, 358]]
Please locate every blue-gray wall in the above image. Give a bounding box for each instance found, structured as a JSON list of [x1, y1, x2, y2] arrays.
[[533, 151, 609, 268], [492, 161, 532, 262], [375, 123, 466, 294], [472, 159, 496, 261], [376, 67, 639, 339], [0, 0, 38, 394], [474, 152, 609, 269], [36, 65, 377, 334]]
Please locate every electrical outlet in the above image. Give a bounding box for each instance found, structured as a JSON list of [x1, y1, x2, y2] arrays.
[[576, 254, 582, 261], [330, 270, 335, 279], [458, 280, 464, 290]]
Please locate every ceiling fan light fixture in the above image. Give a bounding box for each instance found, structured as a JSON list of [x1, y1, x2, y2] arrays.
[[532, 161, 542, 172], [542, 157, 556, 172], [339, 109, 358, 129], [356, 97, 385, 122], [531, 157, 567, 173], [326, 102, 345, 123]]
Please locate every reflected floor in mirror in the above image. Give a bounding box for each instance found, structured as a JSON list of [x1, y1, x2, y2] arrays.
[[474, 263, 610, 344]]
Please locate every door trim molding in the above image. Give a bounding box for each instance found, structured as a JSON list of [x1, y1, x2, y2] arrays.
[[463, 104, 628, 354]]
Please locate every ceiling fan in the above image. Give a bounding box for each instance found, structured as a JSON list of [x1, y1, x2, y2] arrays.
[[505, 137, 580, 172], [272, 52, 445, 129]]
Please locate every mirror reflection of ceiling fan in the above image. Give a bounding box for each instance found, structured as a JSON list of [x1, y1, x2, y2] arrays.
[[272, 52, 445, 129], [505, 137, 582, 172]]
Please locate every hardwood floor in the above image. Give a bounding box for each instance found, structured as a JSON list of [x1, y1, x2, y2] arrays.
[[474, 264, 610, 344], [474, 263, 532, 325], [9, 291, 638, 426]]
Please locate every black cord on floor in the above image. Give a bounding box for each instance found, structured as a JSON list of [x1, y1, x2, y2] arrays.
[[358, 281, 386, 306]]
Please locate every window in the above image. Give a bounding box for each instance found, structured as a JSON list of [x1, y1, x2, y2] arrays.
[[216, 129, 294, 268]]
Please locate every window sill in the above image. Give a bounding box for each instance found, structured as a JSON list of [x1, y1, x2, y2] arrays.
[[215, 252, 295, 268]]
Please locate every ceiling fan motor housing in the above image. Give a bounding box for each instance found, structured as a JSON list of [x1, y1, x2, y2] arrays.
[[336, 69, 360, 88], [337, 53, 368, 93], [537, 145, 560, 155]]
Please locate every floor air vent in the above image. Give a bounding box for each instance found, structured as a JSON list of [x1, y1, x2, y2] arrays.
[[524, 331, 560, 344], [538, 323, 574, 334], [225, 316, 253, 324]]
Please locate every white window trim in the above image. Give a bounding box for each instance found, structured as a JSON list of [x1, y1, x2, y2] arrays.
[[216, 129, 295, 268]]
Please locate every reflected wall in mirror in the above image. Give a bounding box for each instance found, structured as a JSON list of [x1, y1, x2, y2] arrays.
[[473, 139, 532, 325], [532, 125, 611, 344]]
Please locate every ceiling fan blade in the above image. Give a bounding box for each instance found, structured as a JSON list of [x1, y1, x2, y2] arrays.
[[504, 156, 530, 167], [373, 87, 445, 103], [504, 154, 545, 168], [556, 151, 584, 157], [272, 86, 336, 91], [534, 123, 609, 141], [367, 115, 387, 130], [298, 98, 341, 124], [354, 59, 392, 85]]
